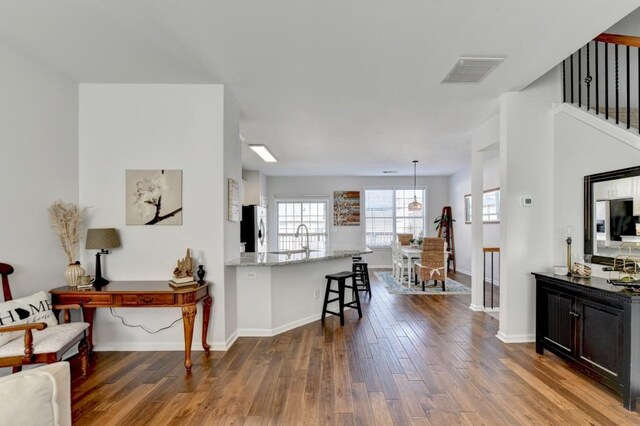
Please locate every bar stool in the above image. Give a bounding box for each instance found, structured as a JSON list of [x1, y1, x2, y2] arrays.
[[321, 271, 362, 326], [352, 256, 363, 262], [352, 261, 371, 298]]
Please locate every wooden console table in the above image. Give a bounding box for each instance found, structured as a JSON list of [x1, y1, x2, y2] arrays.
[[533, 272, 640, 411], [50, 281, 212, 373]]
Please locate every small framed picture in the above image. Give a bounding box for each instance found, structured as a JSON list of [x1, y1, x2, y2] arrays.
[[228, 178, 240, 222]]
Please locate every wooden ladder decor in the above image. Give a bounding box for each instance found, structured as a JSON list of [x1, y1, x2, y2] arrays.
[[437, 206, 456, 272]]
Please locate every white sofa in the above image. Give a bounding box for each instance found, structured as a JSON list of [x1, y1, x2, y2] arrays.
[[0, 362, 71, 426]]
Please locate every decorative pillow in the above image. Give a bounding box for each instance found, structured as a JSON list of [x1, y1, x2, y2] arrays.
[[0, 291, 58, 346], [0, 367, 59, 426]]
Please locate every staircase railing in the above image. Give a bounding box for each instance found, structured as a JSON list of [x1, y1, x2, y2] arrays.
[[562, 33, 640, 132]]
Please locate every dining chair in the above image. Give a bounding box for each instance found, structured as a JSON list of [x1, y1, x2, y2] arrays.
[[413, 238, 447, 291], [392, 242, 407, 282], [397, 233, 413, 246], [0, 263, 90, 376], [390, 242, 398, 278]]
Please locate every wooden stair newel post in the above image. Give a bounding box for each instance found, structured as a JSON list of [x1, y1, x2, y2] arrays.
[[437, 206, 456, 273]]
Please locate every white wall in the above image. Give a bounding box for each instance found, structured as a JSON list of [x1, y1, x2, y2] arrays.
[[468, 63, 640, 344], [242, 169, 267, 206], [450, 153, 501, 279], [0, 43, 78, 297], [79, 84, 236, 350], [498, 68, 561, 342], [223, 87, 241, 345], [553, 109, 640, 264], [267, 175, 450, 267]]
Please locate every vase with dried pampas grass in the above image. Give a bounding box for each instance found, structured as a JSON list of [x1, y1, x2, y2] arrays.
[[49, 200, 86, 286]]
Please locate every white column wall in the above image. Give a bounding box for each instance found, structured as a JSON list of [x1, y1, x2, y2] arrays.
[[469, 115, 500, 311], [470, 150, 485, 311], [498, 68, 560, 343], [223, 86, 241, 346], [79, 84, 234, 350]]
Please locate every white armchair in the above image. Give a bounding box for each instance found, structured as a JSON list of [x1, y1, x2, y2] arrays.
[[0, 362, 71, 426]]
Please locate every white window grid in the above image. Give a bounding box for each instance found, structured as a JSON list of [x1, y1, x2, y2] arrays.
[[364, 188, 426, 248], [277, 201, 328, 251], [464, 189, 500, 223], [483, 190, 500, 222]]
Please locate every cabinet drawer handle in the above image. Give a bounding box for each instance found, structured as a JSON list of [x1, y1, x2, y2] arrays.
[[139, 296, 155, 304], [569, 311, 581, 318], [79, 297, 93, 305]]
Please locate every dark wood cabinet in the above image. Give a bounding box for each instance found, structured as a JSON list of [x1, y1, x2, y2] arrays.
[[534, 273, 640, 411]]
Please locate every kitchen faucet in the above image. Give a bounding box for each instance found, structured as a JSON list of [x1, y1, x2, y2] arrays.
[[295, 223, 310, 254]]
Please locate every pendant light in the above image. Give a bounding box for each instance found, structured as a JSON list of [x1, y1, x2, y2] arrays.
[[408, 160, 422, 212]]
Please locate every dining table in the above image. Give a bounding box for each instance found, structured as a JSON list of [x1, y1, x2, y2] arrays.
[[400, 245, 451, 285], [400, 246, 422, 284]]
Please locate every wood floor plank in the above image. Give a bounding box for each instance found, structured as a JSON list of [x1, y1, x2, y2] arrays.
[[368, 391, 395, 426], [393, 373, 426, 418], [66, 270, 640, 425]]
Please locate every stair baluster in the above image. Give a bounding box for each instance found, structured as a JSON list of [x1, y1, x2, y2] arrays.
[[596, 41, 599, 115], [627, 45, 631, 129]]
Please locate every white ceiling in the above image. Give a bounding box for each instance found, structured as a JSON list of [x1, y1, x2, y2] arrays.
[[0, 1, 638, 176]]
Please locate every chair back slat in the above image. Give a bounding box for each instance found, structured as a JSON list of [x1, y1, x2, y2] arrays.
[[421, 238, 445, 266], [0, 263, 14, 302], [397, 233, 413, 246]]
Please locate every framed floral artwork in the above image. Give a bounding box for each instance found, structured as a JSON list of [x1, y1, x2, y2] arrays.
[[126, 169, 183, 225]]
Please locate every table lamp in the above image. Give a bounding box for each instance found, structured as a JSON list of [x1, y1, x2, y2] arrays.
[[85, 228, 121, 287]]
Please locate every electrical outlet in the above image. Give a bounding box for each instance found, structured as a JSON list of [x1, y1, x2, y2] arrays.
[[246, 272, 257, 279], [314, 288, 320, 300]]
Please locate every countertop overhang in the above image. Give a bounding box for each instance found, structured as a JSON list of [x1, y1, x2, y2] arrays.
[[226, 247, 373, 267]]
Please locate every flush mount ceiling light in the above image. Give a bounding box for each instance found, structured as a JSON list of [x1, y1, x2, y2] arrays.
[[249, 144, 278, 163], [408, 160, 422, 212], [382, 170, 397, 174], [441, 57, 505, 83]]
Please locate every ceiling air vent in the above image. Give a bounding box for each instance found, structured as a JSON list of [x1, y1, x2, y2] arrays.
[[441, 57, 504, 83]]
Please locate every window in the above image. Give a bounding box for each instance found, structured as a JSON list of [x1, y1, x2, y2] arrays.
[[464, 188, 500, 223], [364, 189, 425, 248], [277, 201, 328, 250]]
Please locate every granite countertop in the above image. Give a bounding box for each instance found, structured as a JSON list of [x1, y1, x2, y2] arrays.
[[226, 247, 373, 267]]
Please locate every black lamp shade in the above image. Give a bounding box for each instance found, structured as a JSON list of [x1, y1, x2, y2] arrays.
[[85, 228, 120, 287]]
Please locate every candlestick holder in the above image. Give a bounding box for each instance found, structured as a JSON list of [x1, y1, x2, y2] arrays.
[[566, 236, 572, 275]]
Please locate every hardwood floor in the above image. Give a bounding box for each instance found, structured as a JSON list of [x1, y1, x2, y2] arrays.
[[70, 270, 640, 425]]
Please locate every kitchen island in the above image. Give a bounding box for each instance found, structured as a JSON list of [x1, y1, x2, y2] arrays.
[[227, 248, 371, 336]]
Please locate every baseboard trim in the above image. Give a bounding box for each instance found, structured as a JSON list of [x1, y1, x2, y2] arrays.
[[94, 332, 239, 352], [483, 307, 500, 313], [469, 304, 484, 312], [214, 330, 238, 351], [455, 268, 500, 286], [496, 331, 535, 343], [238, 313, 322, 337], [457, 267, 471, 276], [94, 342, 193, 351]]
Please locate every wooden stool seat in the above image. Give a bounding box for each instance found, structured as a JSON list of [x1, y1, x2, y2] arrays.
[[321, 271, 362, 326], [325, 271, 356, 280]]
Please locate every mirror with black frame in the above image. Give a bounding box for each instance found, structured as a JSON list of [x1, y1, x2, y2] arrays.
[[585, 165, 640, 265]]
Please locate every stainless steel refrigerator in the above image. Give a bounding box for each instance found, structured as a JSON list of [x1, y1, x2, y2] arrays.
[[241, 205, 267, 252]]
